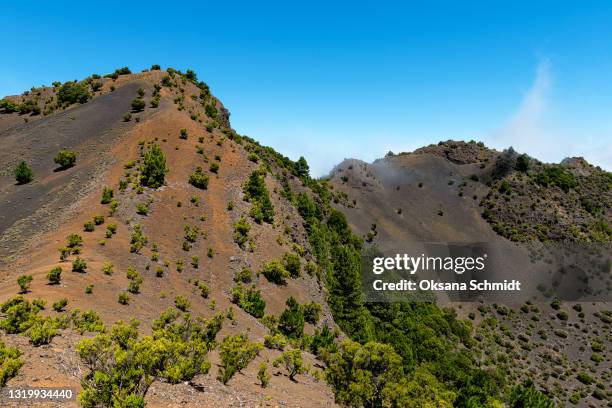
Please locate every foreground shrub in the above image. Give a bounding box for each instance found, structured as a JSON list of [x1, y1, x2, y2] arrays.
[[0, 340, 23, 386], [77, 310, 223, 406], [218, 333, 262, 384], [14, 161, 34, 184]]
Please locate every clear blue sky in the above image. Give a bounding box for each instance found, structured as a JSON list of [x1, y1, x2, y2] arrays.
[[2, 1, 611, 175]]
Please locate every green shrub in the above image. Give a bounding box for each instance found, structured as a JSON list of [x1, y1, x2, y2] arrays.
[[278, 297, 304, 338], [534, 166, 577, 192], [261, 260, 289, 285], [303, 302, 321, 324], [243, 171, 274, 223], [140, 144, 168, 188], [231, 283, 266, 318], [67, 234, 83, 248], [100, 187, 114, 204], [72, 310, 104, 334], [126, 267, 143, 294], [77, 310, 222, 406], [85, 284, 94, 294], [57, 82, 90, 105], [17, 275, 33, 293], [26, 318, 57, 346], [179, 128, 188, 139], [188, 167, 209, 189], [102, 262, 114, 275], [0, 340, 24, 386], [508, 380, 554, 407], [47, 266, 62, 284], [273, 349, 304, 381], [210, 162, 219, 173], [234, 268, 252, 283], [282, 252, 301, 278], [53, 149, 77, 169], [576, 371, 594, 385], [233, 217, 250, 248], [131, 98, 145, 112], [218, 333, 262, 384], [136, 202, 149, 215], [118, 292, 130, 305], [93, 215, 105, 225], [257, 363, 270, 387], [52, 298, 68, 312], [83, 220, 95, 232], [72, 257, 87, 272], [264, 333, 287, 350], [174, 296, 190, 312], [14, 161, 34, 184]]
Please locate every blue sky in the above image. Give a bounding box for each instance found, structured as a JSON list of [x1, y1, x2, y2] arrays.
[[2, 1, 611, 175]]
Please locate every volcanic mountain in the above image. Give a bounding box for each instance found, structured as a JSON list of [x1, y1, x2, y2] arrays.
[[0, 68, 609, 407]]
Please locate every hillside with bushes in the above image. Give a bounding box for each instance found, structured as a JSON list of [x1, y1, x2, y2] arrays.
[[0, 71, 609, 407]]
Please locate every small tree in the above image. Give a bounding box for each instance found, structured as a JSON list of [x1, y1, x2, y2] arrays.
[[174, 296, 190, 312], [218, 333, 262, 384], [17, 275, 33, 293], [14, 161, 34, 184], [257, 363, 270, 387], [188, 167, 209, 189], [274, 349, 305, 381], [261, 261, 289, 285], [100, 187, 113, 204], [47, 267, 62, 285], [72, 257, 87, 272], [140, 144, 168, 188], [53, 149, 77, 169], [282, 252, 301, 278], [131, 98, 145, 112], [278, 297, 304, 338]]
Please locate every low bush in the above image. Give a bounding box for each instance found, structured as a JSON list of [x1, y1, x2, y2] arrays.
[[131, 98, 145, 112], [53, 149, 77, 169], [72, 257, 87, 272], [188, 167, 209, 189], [47, 267, 62, 284], [17, 275, 33, 293], [261, 261, 289, 285], [273, 349, 305, 381], [52, 298, 68, 312], [14, 161, 34, 184]]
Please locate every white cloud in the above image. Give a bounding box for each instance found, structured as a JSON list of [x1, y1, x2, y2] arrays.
[[489, 58, 611, 169], [490, 58, 564, 160]]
